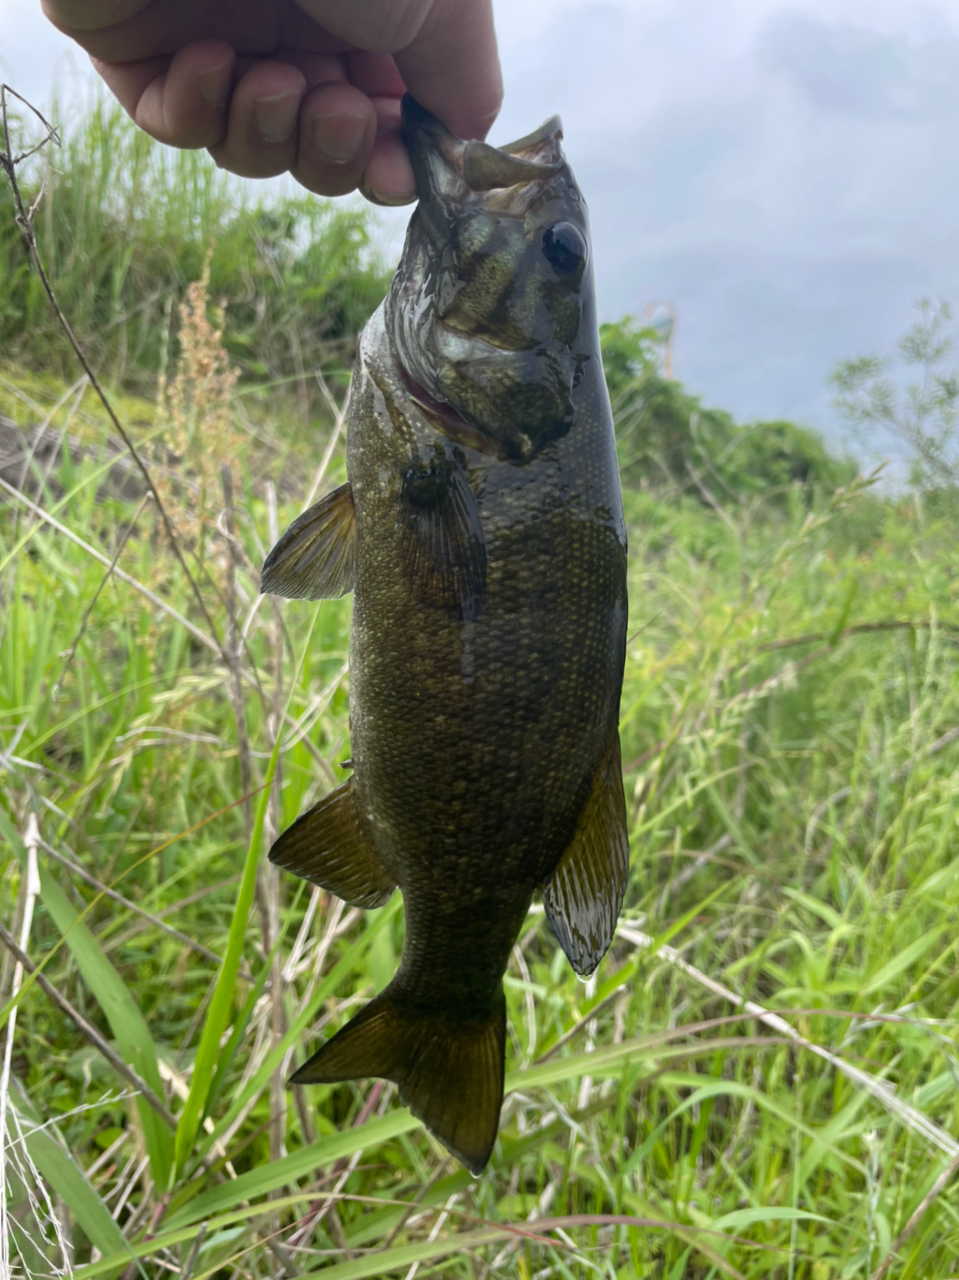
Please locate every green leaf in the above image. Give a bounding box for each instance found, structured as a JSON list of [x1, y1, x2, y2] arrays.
[[828, 574, 858, 645], [171, 755, 274, 1177], [166, 1110, 417, 1230], [862, 928, 944, 995], [711, 1206, 833, 1231], [194, 894, 400, 1167], [199, 927, 284, 1130], [30, 863, 173, 1188], [19, 1116, 131, 1263], [173, 603, 323, 1177]]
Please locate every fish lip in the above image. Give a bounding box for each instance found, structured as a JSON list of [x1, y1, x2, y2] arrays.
[[400, 95, 564, 201], [401, 96, 467, 205]]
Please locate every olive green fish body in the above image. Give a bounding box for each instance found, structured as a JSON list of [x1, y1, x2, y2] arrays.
[[348, 308, 625, 1014], [262, 99, 629, 1174]]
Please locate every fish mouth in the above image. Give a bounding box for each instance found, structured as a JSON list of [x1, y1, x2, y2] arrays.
[[391, 98, 582, 462], [401, 96, 565, 206]]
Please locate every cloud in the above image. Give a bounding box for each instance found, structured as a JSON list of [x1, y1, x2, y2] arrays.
[[763, 7, 959, 115], [4, 0, 959, 459], [489, 2, 959, 448]]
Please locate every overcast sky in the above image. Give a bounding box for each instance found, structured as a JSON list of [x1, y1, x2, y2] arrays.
[[3, 0, 958, 464]]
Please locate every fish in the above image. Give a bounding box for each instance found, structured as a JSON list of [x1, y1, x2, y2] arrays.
[[260, 96, 629, 1176]]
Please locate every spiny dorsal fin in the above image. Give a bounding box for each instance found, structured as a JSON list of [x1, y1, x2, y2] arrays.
[[542, 731, 629, 976], [268, 778, 395, 909], [261, 482, 356, 600], [291, 983, 506, 1176], [398, 455, 486, 621]]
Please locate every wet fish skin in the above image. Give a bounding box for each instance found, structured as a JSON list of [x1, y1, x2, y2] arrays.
[[261, 97, 629, 1175]]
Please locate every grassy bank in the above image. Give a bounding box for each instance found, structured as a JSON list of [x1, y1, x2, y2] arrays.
[[2, 101, 959, 1280]]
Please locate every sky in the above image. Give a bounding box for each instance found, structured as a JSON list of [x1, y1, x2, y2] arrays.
[[2, 0, 958, 465]]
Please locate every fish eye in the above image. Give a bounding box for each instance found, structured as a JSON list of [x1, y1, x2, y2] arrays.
[[541, 222, 586, 275]]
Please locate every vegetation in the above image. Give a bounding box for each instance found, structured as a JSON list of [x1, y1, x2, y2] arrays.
[[2, 99, 959, 1279], [0, 97, 388, 408], [831, 298, 959, 494], [602, 319, 858, 503]]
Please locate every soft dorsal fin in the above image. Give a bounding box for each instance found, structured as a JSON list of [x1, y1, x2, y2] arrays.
[[542, 731, 629, 976], [268, 778, 395, 909], [398, 455, 486, 621], [261, 482, 356, 600]]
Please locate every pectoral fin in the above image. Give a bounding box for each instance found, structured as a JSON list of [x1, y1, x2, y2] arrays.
[[399, 457, 486, 621], [260, 482, 356, 600], [269, 778, 395, 909], [291, 982, 506, 1176], [543, 732, 629, 977]]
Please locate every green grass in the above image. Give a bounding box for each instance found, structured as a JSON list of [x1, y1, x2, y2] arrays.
[[0, 96, 388, 408], [3, 100, 959, 1280]]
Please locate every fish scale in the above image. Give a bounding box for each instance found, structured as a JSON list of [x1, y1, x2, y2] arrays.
[[260, 96, 629, 1175]]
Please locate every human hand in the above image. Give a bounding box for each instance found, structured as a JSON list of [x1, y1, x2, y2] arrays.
[[41, 0, 502, 204]]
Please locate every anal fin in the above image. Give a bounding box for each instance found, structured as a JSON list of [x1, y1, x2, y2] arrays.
[[543, 731, 629, 977], [291, 981, 506, 1176], [261, 481, 356, 600], [269, 777, 395, 909]]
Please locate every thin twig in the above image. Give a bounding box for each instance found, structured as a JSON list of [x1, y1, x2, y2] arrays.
[[0, 473, 219, 654], [52, 491, 152, 699], [180, 1223, 208, 1280], [36, 837, 252, 980], [617, 922, 959, 1159], [378, 1156, 455, 1253], [534, 985, 630, 1065], [302, 377, 348, 511], [0, 85, 225, 657], [0, 921, 177, 1130], [757, 619, 959, 654], [0, 813, 42, 1279], [221, 465, 253, 842], [262, 478, 290, 1181], [869, 1147, 959, 1280]]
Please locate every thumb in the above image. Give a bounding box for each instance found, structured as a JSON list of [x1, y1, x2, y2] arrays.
[[393, 0, 503, 141]]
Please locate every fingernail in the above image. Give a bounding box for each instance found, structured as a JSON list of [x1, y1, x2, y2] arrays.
[[362, 182, 417, 207], [197, 58, 232, 108], [253, 92, 299, 143], [312, 112, 369, 164]]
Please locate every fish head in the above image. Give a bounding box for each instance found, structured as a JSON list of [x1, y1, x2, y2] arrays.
[[388, 97, 594, 462]]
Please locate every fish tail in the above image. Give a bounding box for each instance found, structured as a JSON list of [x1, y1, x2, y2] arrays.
[[290, 982, 506, 1175]]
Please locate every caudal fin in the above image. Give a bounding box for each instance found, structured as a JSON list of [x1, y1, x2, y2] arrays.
[[290, 984, 506, 1175]]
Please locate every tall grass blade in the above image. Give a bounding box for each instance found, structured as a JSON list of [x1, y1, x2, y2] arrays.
[[23, 857, 173, 1187], [172, 605, 322, 1176], [12, 1092, 131, 1265]]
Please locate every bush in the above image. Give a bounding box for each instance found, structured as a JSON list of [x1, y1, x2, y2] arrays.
[[601, 316, 857, 507], [0, 97, 389, 404]]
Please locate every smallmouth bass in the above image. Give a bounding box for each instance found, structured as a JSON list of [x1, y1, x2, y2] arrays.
[[261, 97, 628, 1175]]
